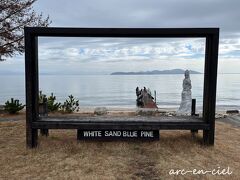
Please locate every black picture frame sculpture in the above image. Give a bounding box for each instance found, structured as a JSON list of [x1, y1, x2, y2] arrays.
[[25, 27, 219, 148]]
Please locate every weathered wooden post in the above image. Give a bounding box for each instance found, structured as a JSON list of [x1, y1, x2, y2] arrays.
[[39, 97, 48, 116], [39, 97, 49, 136], [191, 99, 198, 134], [25, 27, 39, 148], [203, 30, 219, 145], [154, 90, 157, 104], [191, 99, 196, 116]]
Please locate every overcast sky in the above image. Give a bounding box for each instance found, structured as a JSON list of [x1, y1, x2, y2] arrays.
[[1, 0, 240, 74]]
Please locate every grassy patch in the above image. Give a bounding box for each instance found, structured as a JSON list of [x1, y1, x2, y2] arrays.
[[0, 117, 239, 179]]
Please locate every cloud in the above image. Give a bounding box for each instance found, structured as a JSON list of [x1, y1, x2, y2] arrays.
[[34, 0, 240, 35], [35, 37, 207, 74], [1, 0, 240, 74], [38, 37, 205, 59]]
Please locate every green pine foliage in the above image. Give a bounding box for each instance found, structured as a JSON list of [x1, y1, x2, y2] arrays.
[[39, 91, 61, 112], [39, 91, 47, 104], [47, 93, 61, 112], [4, 98, 25, 114], [60, 95, 80, 113]]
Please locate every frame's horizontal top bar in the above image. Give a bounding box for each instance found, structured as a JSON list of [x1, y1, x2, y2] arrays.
[[24, 27, 219, 37]]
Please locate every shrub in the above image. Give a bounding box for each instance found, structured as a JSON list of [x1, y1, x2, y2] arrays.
[[39, 91, 47, 104], [61, 95, 79, 113], [39, 91, 61, 112], [4, 98, 25, 114], [47, 93, 61, 112]]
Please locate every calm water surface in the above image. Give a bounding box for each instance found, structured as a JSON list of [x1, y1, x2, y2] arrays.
[[1, 74, 240, 111]]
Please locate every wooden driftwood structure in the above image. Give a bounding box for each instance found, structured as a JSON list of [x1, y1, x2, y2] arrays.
[[24, 27, 219, 148], [136, 87, 158, 108]]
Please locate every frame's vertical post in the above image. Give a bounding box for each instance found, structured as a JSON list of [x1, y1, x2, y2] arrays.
[[203, 30, 219, 145], [191, 99, 196, 116], [25, 27, 39, 148]]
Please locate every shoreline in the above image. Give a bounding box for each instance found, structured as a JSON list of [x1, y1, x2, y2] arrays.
[[1, 107, 240, 126], [1, 104, 239, 113], [1, 105, 239, 115]]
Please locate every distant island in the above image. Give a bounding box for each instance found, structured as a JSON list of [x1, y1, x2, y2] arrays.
[[110, 69, 201, 75]]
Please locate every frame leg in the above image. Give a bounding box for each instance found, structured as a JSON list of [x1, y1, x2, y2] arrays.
[[191, 129, 198, 134], [26, 128, 38, 148], [77, 129, 80, 140], [203, 130, 214, 145], [40, 129, 49, 136], [191, 129, 198, 137]]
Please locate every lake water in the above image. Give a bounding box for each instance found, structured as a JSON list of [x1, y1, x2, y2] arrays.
[[1, 74, 240, 111]]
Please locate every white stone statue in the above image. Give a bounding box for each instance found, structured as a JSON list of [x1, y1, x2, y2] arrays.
[[177, 70, 192, 115]]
